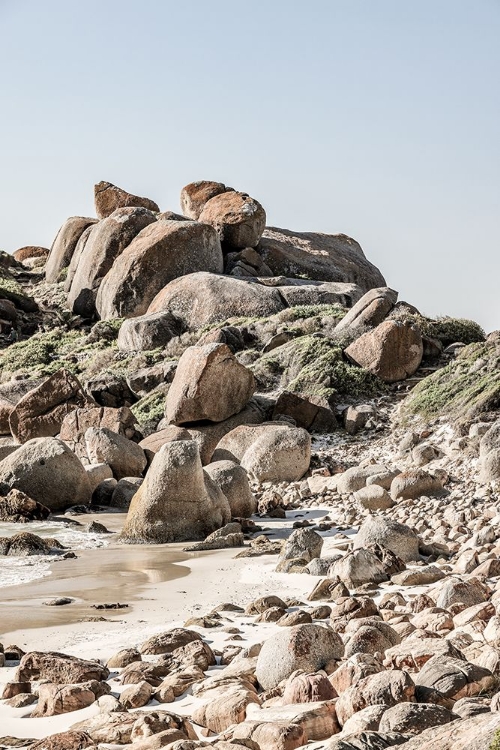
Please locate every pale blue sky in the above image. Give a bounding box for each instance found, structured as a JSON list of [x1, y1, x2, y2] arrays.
[[1, 0, 499, 328]]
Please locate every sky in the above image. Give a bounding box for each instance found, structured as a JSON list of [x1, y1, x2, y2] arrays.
[[0, 0, 499, 329]]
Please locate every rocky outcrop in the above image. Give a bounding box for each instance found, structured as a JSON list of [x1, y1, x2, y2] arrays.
[[96, 221, 224, 319], [165, 344, 256, 425], [119, 440, 230, 543]]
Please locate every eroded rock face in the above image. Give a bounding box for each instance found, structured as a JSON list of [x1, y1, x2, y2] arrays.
[[199, 191, 266, 249], [147, 271, 286, 330], [119, 440, 230, 543], [45, 216, 97, 283], [258, 227, 386, 291], [0, 437, 92, 511], [165, 344, 256, 425], [94, 180, 160, 219], [9, 369, 92, 443], [345, 320, 423, 383], [0, 488, 50, 522], [96, 221, 224, 320], [255, 624, 344, 689], [335, 287, 398, 333]]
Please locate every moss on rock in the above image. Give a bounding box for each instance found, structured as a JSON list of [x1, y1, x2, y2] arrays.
[[403, 339, 500, 421], [252, 333, 382, 401], [391, 310, 485, 347]]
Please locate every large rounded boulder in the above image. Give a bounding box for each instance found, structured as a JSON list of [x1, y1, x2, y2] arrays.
[[256, 624, 344, 690], [96, 221, 224, 320], [147, 272, 286, 330], [204, 460, 257, 518], [119, 440, 231, 543], [0, 438, 92, 511], [212, 422, 311, 483], [180, 181, 230, 220], [345, 320, 423, 383], [45, 216, 97, 283], [199, 191, 266, 249], [67, 207, 157, 317], [353, 516, 420, 562], [165, 343, 256, 425]]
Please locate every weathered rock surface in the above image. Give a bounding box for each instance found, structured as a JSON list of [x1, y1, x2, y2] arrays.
[[345, 320, 423, 382], [94, 180, 159, 219], [199, 190, 266, 249], [45, 216, 97, 282], [180, 180, 230, 219], [204, 460, 257, 518]]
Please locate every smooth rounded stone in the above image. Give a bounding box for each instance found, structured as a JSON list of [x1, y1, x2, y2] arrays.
[[278, 610, 313, 627], [9, 369, 92, 443], [0, 437, 92, 511], [94, 180, 159, 219], [13, 245, 49, 263], [32, 683, 96, 717], [281, 670, 337, 704], [336, 287, 398, 334], [412, 443, 440, 466], [344, 620, 400, 659], [204, 460, 257, 518], [390, 469, 445, 500], [118, 311, 181, 352], [245, 594, 288, 614], [306, 556, 343, 576], [345, 319, 423, 383], [68, 206, 158, 317], [353, 516, 420, 562], [340, 704, 388, 735], [45, 216, 97, 282], [479, 448, 500, 484], [212, 422, 311, 483], [354, 485, 393, 510], [199, 190, 266, 249], [258, 227, 386, 291], [96, 221, 224, 320], [147, 271, 286, 330], [336, 464, 389, 494], [378, 702, 455, 735], [280, 528, 323, 564], [139, 427, 191, 456], [391, 566, 445, 586], [335, 670, 415, 727], [435, 578, 488, 609], [119, 440, 230, 543], [84, 463, 113, 493], [329, 549, 388, 589], [180, 180, 230, 219], [227, 719, 306, 750], [85, 428, 147, 480], [414, 655, 496, 701], [255, 623, 344, 690], [106, 648, 142, 669], [165, 343, 256, 425], [120, 680, 153, 709], [109, 477, 143, 509]]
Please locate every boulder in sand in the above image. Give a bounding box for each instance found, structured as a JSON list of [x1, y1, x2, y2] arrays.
[[353, 516, 420, 562], [119, 440, 230, 543]]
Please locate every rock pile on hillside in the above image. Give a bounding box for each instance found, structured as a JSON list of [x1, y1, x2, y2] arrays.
[[1, 179, 500, 748]]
